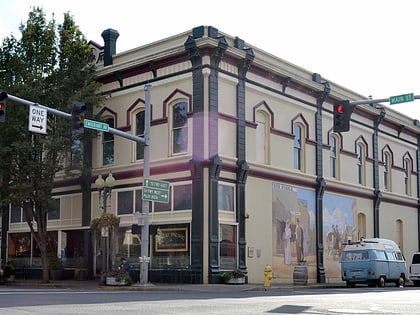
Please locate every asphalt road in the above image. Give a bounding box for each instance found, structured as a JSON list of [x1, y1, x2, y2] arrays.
[[0, 285, 419, 314]]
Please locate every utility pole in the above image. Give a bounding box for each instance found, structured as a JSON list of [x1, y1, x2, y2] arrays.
[[139, 84, 151, 286]]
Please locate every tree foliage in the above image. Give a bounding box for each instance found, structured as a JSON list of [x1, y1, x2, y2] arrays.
[[0, 7, 101, 282]]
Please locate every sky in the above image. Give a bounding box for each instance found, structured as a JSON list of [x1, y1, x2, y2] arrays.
[[1, 0, 420, 120]]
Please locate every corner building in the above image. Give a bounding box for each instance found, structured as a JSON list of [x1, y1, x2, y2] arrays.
[[5, 26, 420, 284]]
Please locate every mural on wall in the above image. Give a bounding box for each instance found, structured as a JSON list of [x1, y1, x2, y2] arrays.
[[323, 193, 358, 279], [272, 182, 356, 281]]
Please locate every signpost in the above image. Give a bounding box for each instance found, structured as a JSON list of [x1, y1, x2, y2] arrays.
[[29, 105, 47, 134], [389, 93, 414, 105], [83, 119, 109, 132], [142, 178, 170, 203]]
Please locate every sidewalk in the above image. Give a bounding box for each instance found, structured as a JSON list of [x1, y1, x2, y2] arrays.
[[5, 278, 346, 292]]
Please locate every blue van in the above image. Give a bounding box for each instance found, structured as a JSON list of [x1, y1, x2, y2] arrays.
[[341, 238, 407, 287]]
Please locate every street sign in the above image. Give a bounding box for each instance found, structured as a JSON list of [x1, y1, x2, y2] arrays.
[[83, 119, 109, 132], [142, 178, 170, 203], [29, 105, 47, 134], [389, 93, 414, 105]]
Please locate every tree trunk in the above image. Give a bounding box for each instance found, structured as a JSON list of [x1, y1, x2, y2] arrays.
[[30, 209, 50, 283], [41, 243, 49, 283]]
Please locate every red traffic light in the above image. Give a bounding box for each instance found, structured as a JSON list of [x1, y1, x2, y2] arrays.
[[0, 102, 5, 110], [333, 100, 354, 132], [335, 104, 344, 114]]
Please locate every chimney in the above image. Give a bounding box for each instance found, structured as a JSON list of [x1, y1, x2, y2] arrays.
[[101, 28, 119, 66]]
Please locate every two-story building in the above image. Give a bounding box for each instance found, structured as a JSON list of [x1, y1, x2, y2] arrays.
[[2, 25, 419, 284]]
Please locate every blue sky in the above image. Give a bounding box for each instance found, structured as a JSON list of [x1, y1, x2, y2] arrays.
[[1, 0, 420, 119]]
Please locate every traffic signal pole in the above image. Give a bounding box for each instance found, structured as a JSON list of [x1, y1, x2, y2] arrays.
[[6, 94, 145, 144], [334, 93, 420, 133], [348, 94, 420, 106]]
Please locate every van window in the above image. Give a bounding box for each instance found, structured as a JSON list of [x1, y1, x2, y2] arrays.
[[342, 251, 369, 261], [375, 250, 387, 260], [386, 251, 397, 260], [412, 253, 420, 264]]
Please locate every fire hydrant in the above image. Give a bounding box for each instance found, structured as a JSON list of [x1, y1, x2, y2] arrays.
[[264, 264, 272, 288]]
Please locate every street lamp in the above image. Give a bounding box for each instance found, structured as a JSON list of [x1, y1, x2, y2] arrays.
[[95, 172, 116, 273], [95, 173, 116, 213]]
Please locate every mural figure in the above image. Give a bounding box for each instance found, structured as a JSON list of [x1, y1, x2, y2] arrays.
[[282, 220, 292, 265], [295, 217, 304, 263]]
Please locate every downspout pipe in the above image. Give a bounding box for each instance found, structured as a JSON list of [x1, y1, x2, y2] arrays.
[[372, 106, 385, 237], [312, 73, 330, 283]]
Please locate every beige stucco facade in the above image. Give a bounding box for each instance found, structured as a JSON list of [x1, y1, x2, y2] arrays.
[[4, 26, 420, 285]]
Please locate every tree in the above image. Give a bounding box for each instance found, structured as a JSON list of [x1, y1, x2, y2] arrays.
[[0, 7, 101, 282]]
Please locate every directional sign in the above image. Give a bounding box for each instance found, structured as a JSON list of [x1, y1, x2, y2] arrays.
[[142, 178, 170, 203], [84, 119, 109, 132], [29, 105, 47, 134], [389, 93, 414, 105]]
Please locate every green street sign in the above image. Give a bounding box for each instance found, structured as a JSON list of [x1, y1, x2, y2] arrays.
[[389, 93, 414, 105], [142, 178, 170, 203], [83, 119, 109, 132]]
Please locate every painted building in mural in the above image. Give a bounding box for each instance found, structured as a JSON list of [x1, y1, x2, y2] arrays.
[[2, 26, 420, 284]]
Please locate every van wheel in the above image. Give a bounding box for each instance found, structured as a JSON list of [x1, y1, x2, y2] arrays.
[[377, 276, 385, 287], [414, 281, 420, 287], [346, 281, 354, 288]]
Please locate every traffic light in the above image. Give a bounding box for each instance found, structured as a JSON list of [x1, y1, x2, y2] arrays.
[[0, 89, 8, 123], [333, 100, 355, 133], [71, 101, 87, 130]]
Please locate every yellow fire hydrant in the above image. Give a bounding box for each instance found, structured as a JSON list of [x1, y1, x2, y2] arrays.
[[264, 264, 272, 288]]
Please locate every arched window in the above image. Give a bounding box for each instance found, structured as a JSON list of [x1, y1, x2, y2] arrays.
[[329, 135, 338, 178], [356, 143, 366, 185], [357, 213, 366, 240], [102, 117, 114, 165], [383, 151, 392, 191], [403, 157, 412, 195], [135, 111, 145, 160], [256, 110, 270, 164], [171, 101, 188, 155], [293, 123, 303, 171], [396, 219, 403, 251]]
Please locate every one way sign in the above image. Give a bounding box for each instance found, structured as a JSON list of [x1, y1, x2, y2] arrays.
[[29, 105, 47, 134]]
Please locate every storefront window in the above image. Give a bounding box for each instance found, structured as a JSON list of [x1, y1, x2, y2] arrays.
[[8, 233, 31, 257], [115, 227, 141, 261], [220, 224, 237, 270], [8, 232, 58, 258], [149, 224, 190, 268]]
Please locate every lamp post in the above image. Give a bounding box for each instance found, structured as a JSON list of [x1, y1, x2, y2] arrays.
[[95, 172, 116, 273]]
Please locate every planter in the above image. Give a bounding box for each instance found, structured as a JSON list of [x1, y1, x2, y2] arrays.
[[225, 277, 245, 285], [5, 275, 15, 283], [293, 264, 308, 285], [106, 276, 128, 286]]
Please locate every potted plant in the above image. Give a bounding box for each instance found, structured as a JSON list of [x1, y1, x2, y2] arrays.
[[104, 270, 132, 286], [4, 260, 16, 283], [220, 269, 247, 284], [48, 253, 64, 280]]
